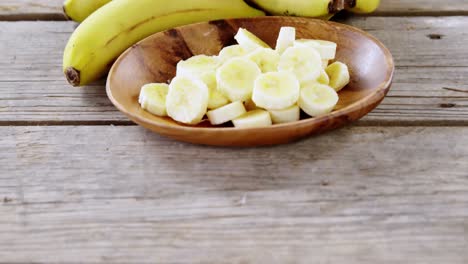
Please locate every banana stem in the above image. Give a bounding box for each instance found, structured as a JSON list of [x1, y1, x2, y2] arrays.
[[329, 0, 356, 13], [65, 67, 81, 86]]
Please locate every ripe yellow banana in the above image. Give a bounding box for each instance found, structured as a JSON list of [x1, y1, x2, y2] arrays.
[[63, 0, 111, 23], [347, 0, 381, 14], [63, 0, 265, 86], [247, 0, 339, 17], [246, 0, 380, 17]]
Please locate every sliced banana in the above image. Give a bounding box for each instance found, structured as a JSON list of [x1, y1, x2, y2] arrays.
[[199, 72, 229, 110], [232, 110, 272, 128], [317, 69, 330, 85], [166, 76, 209, 125], [299, 83, 339, 117], [276, 27, 296, 55], [139, 83, 169, 117], [245, 48, 280, 73], [206, 101, 246, 125], [322, 59, 329, 69], [269, 105, 300, 124], [216, 58, 261, 102], [326, 61, 350, 92], [176, 55, 220, 78], [294, 39, 337, 60], [252, 71, 300, 110], [314, 40, 337, 60], [218, 44, 249, 63], [278, 46, 322, 84], [234, 28, 270, 51], [294, 39, 320, 48]]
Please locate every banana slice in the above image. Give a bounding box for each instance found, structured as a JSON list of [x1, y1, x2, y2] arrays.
[[232, 110, 272, 128], [252, 71, 300, 110], [299, 83, 339, 117], [245, 48, 280, 73], [218, 44, 249, 63], [326, 61, 350, 92], [234, 28, 270, 51], [166, 76, 209, 125], [317, 69, 330, 85], [276, 27, 296, 55], [322, 60, 329, 69], [206, 101, 246, 125], [294, 39, 336, 60], [138, 83, 169, 116], [244, 98, 260, 111], [176, 55, 220, 78], [200, 72, 229, 110], [216, 58, 261, 102], [269, 105, 300, 124], [278, 46, 322, 84]]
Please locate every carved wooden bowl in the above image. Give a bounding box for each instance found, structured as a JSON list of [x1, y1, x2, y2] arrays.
[[107, 17, 394, 146]]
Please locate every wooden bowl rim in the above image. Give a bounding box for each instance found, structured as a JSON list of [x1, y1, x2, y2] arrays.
[[106, 16, 395, 133]]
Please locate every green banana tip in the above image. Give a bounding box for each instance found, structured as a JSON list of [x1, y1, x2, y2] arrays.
[[65, 67, 81, 86]]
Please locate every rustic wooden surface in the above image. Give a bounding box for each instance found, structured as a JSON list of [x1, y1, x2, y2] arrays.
[[1, 0, 468, 262]]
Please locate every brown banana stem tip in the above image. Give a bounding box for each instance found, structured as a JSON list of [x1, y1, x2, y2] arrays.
[[65, 67, 80, 86], [329, 0, 356, 13]]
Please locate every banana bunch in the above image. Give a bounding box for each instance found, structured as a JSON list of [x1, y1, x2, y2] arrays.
[[62, 0, 380, 86]]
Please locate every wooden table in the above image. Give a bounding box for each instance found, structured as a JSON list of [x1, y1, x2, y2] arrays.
[[1, 1, 467, 263]]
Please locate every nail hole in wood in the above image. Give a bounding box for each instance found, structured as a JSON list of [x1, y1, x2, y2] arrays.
[[427, 34, 444, 40]]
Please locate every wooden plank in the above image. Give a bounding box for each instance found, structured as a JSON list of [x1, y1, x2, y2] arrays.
[[1, 17, 468, 125], [1, 0, 468, 20], [1, 125, 467, 262], [376, 0, 468, 16], [0, 0, 64, 20]]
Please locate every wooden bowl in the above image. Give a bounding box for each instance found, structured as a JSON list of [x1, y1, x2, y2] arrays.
[[106, 17, 394, 146]]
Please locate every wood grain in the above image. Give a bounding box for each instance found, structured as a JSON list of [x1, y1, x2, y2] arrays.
[[2, 0, 468, 20], [0, 0, 64, 20], [1, 125, 467, 262]]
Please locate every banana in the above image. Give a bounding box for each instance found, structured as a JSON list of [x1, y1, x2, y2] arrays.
[[198, 72, 230, 110], [322, 60, 329, 69], [176, 55, 220, 78], [233, 110, 272, 128], [248, 0, 379, 17], [206, 101, 246, 125], [247, 0, 347, 17], [139, 83, 169, 116], [218, 45, 249, 63], [216, 58, 261, 102], [269, 105, 300, 124], [347, 0, 381, 14], [275, 27, 296, 55], [166, 76, 209, 125], [252, 71, 300, 110], [245, 48, 280, 73], [234, 28, 271, 51], [63, 0, 265, 86], [317, 69, 330, 85], [299, 83, 339, 117], [278, 46, 322, 84], [294, 39, 337, 60], [63, 0, 111, 23], [326, 61, 350, 92]]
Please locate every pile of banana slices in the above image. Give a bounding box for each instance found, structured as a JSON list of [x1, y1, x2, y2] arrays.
[[139, 27, 350, 128]]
